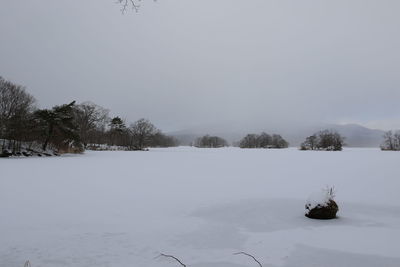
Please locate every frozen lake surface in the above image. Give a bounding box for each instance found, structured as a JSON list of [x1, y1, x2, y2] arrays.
[[1, 147, 400, 267]]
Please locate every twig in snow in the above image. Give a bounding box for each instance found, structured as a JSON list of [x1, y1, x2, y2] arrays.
[[234, 252, 263, 267], [155, 253, 186, 267]]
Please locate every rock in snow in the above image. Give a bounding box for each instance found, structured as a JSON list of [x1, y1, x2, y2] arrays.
[[305, 188, 339, 219]]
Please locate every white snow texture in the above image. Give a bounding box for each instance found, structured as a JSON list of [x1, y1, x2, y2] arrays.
[[1, 147, 400, 267]]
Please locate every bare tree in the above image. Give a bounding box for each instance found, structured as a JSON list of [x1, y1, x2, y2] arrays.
[[0, 77, 36, 152], [239, 134, 258, 148], [381, 130, 400, 151], [74, 102, 109, 148], [239, 132, 288, 149], [117, 0, 144, 13], [155, 253, 186, 267], [195, 135, 228, 148], [233, 252, 263, 267], [300, 134, 318, 150], [117, 0, 158, 13], [257, 132, 272, 148], [129, 118, 157, 150], [271, 134, 289, 148], [300, 130, 344, 151], [318, 130, 344, 151], [395, 131, 400, 150]]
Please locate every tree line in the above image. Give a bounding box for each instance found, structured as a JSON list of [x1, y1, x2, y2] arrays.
[[194, 135, 228, 148], [300, 130, 345, 151], [192, 130, 400, 152], [193, 133, 289, 149], [300, 129, 400, 151], [239, 133, 289, 149], [2, 77, 400, 155], [0, 77, 178, 156]]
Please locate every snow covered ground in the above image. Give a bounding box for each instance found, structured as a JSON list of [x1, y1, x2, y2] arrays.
[[1, 147, 400, 267]]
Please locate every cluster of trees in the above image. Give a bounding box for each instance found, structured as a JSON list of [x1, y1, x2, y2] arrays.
[[194, 135, 228, 148], [1, 77, 37, 154], [239, 132, 289, 149], [0, 77, 177, 155], [102, 117, 177, 150], [381, 131, 400, 151], [300, 130, 344, 151]]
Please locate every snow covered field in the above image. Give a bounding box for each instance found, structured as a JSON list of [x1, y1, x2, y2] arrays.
[[1, 147, 400, 267]]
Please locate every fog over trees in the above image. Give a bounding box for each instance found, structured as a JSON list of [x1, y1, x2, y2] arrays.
[[194, 135, 228, 148]]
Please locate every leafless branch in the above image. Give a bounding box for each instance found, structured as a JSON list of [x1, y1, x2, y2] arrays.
[[155, 253, 186, 267], [117, 0, 141, 13], [234, 252, 263, 267]]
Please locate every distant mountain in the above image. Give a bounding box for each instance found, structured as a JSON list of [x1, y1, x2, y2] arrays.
[[169, 123, 386, 148], [326, 124, 385, 147]]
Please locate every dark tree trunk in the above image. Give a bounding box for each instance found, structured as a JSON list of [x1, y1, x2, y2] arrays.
[[42, 124, 54, 151]]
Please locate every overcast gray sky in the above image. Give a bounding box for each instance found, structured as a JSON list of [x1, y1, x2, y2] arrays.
[[0, 0, 399, 131]]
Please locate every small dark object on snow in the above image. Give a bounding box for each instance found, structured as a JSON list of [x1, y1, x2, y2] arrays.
[[305, 199, 338, 220]]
